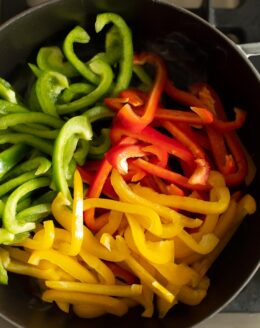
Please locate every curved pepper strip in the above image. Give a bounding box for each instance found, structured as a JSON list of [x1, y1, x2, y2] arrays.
[[63, 26, 99, 84], [111, 169, 202, 229], [15, 203, 51, 223], [83, 198, 162, 236], [131, 183, 230, 215], [88, 129, 111, 159], [125, 216, 174, 264], [1, 156, 51, 182], [36, 70, 69, 117], [57, 59, 113, 115], [104, 25, 122, 64], [0, 112, 63, 130], [84, 105, 114, 123], [110, 123, 193, 163], [0, 144, 28, 179], [95, 211, 123, 240], [42, 290, 128, 316], [117, 53, 167, 132], [59, 83, 94, 103], [178, 285, 207, 306], [0, 78, 18, 103], [18, 220, 54, 250], [95, 13, 133, 95], [53, 115, 93, 201], [51, 193, 128, 262], [37, 46, 78, 78], [28, 249, 97, 283], [133, 64, 153, 89], [3, 177, 50, 234], [79, 248, 115, 285], [0, 100, 28, 115]]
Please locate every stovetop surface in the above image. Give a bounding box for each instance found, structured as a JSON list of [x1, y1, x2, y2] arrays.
[[0, 0, 259, 319]]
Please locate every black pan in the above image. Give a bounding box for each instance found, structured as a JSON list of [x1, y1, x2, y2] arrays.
[[0, 0, 259, 327]]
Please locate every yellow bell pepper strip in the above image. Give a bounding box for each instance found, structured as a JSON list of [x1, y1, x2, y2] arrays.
[[83, 198, 162, 236], [63, 26, 99, 84], [42, 290, 128, 316], [125, 215, 174, 264], [95, 13, 133, 95], [53, 115, 93, 201], [36, 70, 69, 117], [18, 220, 55, 250], [0, 77, 18, 103], [6, 260, 60, 281], [214, 199, 237, 238], [104, 261, 138, 285], [73, 304, 106, 318], [4, 247, 30, 263], [95, 211, 123, 240], [131, 282, 154, 318], [3, 177, 50, 234], [176, 231, 219, 256], [111, 169, 202, 229], [117, 53, 167, 132], [131, 183, 230, 215], [57, 59, 113, 115], [152, 262, 199, 287], [0, 248, 9, 284], [37, 46, 78, 78], [157, 283, 179, 318], [45, 281, 142, 297], [28, 249, 97, 283], [178, 285, 207, 306], [56, 301, 70, 314], [51, 196, 128, 262], [124, 255, 174, 303], [59, 170, 84, 256], [79, 248, 115, 285], [0, 133, 53, 156], [0, 144, 28, 180]]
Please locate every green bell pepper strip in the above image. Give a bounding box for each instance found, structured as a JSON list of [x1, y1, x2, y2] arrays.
[[95, 13, 133, 95], [0, 229, 15, 244], [105, 25, 122, 65], [32, 190, 56, 205], [0, 144, 29, 179], [89, 128, 111, 157], [0, 171, 39, 197], [0, 112, 63, 130], [37, 46, 79, 78], [0, 195, 31, 220], [28, 63, 42, 78], [3, 232, 30, 245], [59, 83, 94, 104], [36, 70, 69, 117], [83, 105, 114, 123], [0, 78, 18, 104], [53, 115, 93, 200], [16, 203, 51, 223], [63, 26, 99, 85], [13, 125, 59, 139], [0, 133, 53, 156], [1, 156, 51, 182], [63, 136, 78, 176], [27, 82, 42, 112], [0, 100, 28, 115], [74, 140, 89, 166], [57, 59, 113, 115], [3, 177, 50, 234]]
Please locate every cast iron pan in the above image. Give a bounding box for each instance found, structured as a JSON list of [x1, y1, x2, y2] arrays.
[[0, 0, 259, 327]]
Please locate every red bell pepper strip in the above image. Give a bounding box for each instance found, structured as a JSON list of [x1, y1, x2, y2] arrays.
[[104, 261, 138, 284], [133, 158, 210, 191], [142, 144, 169, 168], [212, 107, 247, 132], [166, 183, 185, 196], [119, 89, 145, 107], [110, 122, 193, 163], [104, 97, 129, 110], [116, 52, 167, 132], [105, 144, 147, 175]]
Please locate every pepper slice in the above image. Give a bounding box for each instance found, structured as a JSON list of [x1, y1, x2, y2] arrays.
[[117, 53, 167, 132]]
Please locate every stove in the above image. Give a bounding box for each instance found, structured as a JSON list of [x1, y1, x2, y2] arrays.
[[0, 0, 259, 326]]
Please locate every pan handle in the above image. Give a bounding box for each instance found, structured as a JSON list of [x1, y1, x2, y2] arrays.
[[238, 43, 260, 59]]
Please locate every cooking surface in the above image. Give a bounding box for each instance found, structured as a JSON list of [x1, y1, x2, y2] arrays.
[[0, 0, 259, 326]]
